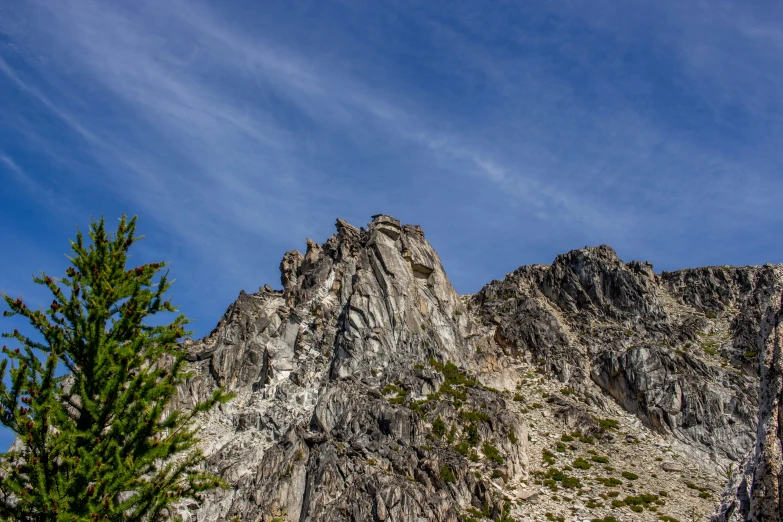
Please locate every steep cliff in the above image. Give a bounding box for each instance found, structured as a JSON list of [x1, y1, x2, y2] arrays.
[[713, 294, 783, 522], [172, 216, 781, 522]]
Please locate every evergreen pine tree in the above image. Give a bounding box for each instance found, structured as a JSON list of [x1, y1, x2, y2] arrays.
[[0, 216, 232, 521]]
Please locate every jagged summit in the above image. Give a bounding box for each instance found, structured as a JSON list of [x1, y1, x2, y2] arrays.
[[171, 215, 781, 522]]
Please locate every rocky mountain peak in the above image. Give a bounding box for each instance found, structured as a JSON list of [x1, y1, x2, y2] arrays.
[[172, 215, 782, 522]]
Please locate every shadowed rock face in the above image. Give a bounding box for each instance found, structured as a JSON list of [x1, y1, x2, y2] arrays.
[[170, 218, 781, 522]]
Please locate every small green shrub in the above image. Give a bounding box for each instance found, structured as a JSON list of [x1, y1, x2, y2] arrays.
[[591, 455, 609, 463], [598, 418, 620, 430], [465, 424, 480, 446], [454, 441, 470, 456], [483, 441, 504, 464], [432, 417, 446, 438], [440, 465, 456, 483], [572, 457, 592, 470], [460, 410, 490, 423], [542, 448, 556, 465], [621, 471, 639, 480], [439, 383, 466, 401]]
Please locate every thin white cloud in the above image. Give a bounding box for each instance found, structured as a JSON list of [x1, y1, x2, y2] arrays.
[[2, 0, 782, 297]]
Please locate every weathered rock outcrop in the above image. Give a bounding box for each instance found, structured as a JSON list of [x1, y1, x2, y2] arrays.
[[471, 247, 783, 465], [169, 218, 782, 522], [713, 293, 783, 521], [176, 216, 527, 522]]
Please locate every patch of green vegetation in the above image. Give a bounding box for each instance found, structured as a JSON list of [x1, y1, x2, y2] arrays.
[[545, 468, 565, 481], [483, 441, 504, 464], [508, 427, 518, 443], [432, 417, 446, 439], [460, 409, 490, 423], [744, 351, 758, 358], [545, 513, 565, 522], [381, 383, 405, 396], [555, 442, 566, 453], [466, 424, 480, 446], [579, 435, 595, 444], [591, 455, 610, 463], [440, 383, 467, 401], [542, 448, 556, 465], [513, 393, 525, 401], [561, 434, 574, 442], [572, 457, 592, 470], [413, 363, 424, 370], [702, 340, 720, 356], [454, 441, 470, 456], [597, 477, 623, 487], [598, 418, 620, 430], [560, 387, 574, 395], [591, 517, 618, 522], [561, 476, 582, 488], [439, 464, 455, 483], [621, 471, 639, 480], [442, 361, 474, 386], [658, 516, 680, 522], [407, 399, 429, 416]]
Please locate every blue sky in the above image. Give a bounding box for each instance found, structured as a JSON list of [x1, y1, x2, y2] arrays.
[[1, 0, 783, 445]]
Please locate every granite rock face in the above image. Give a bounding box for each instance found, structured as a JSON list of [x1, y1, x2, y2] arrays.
[[171, 217, 782, 522], [176, 216, 526, 522], [472, 246, 781, 465], [713, 294, 783, 522]]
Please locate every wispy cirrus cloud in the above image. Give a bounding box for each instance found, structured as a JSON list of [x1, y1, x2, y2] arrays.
[[2, 0, 782, 323]]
